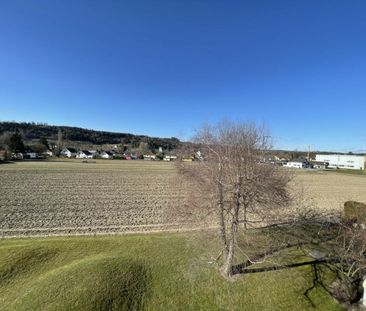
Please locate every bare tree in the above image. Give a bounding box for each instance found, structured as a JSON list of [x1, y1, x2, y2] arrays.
[[56, 128, 64, 156], [177, 121, 292, 278], [322, 218, 366, 305], [138, 142, 150, 157]]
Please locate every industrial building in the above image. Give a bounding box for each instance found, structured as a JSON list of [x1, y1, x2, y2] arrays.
[[315, 154, 365, 170]]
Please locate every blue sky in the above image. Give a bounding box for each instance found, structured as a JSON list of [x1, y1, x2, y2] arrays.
[[1, 1, 366, 151]]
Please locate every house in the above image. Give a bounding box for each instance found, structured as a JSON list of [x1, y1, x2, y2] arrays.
[[11, 153, 24, 160], [284, 158, 309, 169], [163, 155, 177, 162], [24, 150, 37, 159], [101, 151, 114, 159], [61, 148, 77, 158], [88, 150, 99, 157], [43, 150, 53, 157], [76, 150, 93, 159], [315, 154, 365, 170], [143, 154, 156, 160]]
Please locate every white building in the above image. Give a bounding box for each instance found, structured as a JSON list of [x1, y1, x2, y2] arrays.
[[284, 159, 308, 169], [163, 155, 177, 161], [315, 154, 365, 170], [61, 148, 77, 158], [89, 150, 98, 157], [101, 151, 113, 159], [76, 150, 93, 159], [143, 154, 156, 160], [24, 152, 37, 159], [43, 150, 53, 157]]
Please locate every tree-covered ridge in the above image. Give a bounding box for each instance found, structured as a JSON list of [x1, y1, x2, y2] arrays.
[[0, 122, 180, 150]]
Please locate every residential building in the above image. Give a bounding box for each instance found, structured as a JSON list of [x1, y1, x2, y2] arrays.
[[143, 154, 156, 160], [24, 151, 37, 159], [43, 150, 53, 157], [284, 158, 309, 169], [101, 151, 114, 159], [61, 148, 77, 158], [163, 155, 177, 161], [76, 150, 93, 159]]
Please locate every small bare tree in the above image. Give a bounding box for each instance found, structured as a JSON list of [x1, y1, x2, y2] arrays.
[[56, 128, 64, 156], [177, 121, 291, 278], [323, 220, 366, 305], [138, 142, 150, 157]]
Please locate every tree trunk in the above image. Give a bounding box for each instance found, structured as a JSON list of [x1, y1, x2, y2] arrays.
[[217, 162, 228, 255], [221, 176, 242, 278], [222, 226, 235, 277], [218, 181, 228, 255], [243, 203, 247, 230]]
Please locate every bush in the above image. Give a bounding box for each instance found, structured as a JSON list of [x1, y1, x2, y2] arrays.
[[343, 201, 366, 224], [329, 277, 362, 306]]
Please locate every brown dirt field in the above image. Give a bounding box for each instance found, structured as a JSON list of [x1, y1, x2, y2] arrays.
[[0, 160, 203, 237], [1, 160, 365, 237], [293, 170, 366, 212]]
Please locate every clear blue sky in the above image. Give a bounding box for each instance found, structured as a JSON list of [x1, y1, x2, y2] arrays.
[[1, 1, 365, 151]]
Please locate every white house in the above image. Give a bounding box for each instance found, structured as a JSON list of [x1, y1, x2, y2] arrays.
[[43, 150, 53, 157], [61, 148, 77, 158], [163, 155, 177, 161], [89, 150, 98, 157], [284, 159, 308, 169], [24, 151, 37, 159], [101, 151, 113, 159], [315, 154, 365, 170], [143, 154, 156, 160], [76, 150, 93, 159]]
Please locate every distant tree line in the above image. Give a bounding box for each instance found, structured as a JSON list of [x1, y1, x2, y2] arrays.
[[0, 122, 181, 151], [0, 129, 51, 160]]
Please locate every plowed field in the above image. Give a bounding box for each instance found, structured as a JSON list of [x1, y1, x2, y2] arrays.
[[1, 160, 365, 237], [0, 160, 200, 237]]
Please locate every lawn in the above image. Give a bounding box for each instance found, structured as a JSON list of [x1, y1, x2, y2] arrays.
[[0, 231, 343, 311]]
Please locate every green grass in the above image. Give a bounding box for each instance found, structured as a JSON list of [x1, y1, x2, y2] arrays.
[[0, 232, 343, 311]]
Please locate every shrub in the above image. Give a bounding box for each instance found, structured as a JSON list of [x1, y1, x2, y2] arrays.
[[343, 201, 366, 224]]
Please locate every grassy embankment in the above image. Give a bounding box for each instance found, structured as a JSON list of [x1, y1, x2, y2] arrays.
[[0, 231, 342, 311]]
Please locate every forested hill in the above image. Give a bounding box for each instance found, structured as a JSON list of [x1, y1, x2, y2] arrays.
[[0, 122, 180, 150]]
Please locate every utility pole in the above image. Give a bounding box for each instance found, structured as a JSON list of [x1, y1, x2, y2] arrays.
[[307, 145, 311, 161]]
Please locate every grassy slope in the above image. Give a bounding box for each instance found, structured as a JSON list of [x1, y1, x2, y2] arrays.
[[0, 232, 342, 311]]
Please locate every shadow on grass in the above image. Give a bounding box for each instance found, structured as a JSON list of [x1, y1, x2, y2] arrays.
[[97, 260, 151, 311], [3, 255, 152, 311], [0, 247, 58, 286], [231, 222, 342, 307], [233, 222, 338, 272]]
